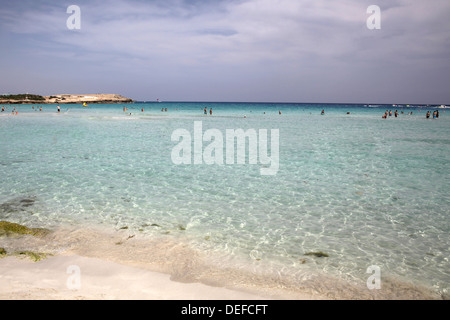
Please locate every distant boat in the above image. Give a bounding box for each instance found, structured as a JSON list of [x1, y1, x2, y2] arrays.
[[438, 105, 449, 108]]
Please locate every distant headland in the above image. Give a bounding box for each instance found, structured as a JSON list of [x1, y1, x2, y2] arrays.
[[0, 94, 134, 104]]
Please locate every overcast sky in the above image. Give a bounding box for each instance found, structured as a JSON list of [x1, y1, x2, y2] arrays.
[[0, 0, 449, 104]]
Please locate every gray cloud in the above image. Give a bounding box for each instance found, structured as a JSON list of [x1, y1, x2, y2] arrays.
[[0, 0, 449, 103]]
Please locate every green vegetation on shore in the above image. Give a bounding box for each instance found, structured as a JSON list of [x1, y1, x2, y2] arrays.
[[0, 94, 45, 101], [0, 221, 51, 262], [0, 248, 49, 262], [0, 221, 50, 238], [13, 251, 50, 262]]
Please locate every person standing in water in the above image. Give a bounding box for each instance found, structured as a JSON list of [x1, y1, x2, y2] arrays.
[[57, 105, 60, 113]]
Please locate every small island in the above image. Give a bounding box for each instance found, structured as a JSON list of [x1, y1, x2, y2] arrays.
[[0, 93, 134, 104]]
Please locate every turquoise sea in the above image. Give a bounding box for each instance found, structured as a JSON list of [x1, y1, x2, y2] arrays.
[[1, 102, 449, 298]]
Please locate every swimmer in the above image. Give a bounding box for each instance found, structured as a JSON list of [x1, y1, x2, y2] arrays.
[[57, 105, 60, 113], [321, 109, 325, 115], [210, 108, 212, 115], [426, 111, 430, 119]]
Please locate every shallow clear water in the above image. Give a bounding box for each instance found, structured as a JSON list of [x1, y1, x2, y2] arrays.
[[1, 102, 449, 297]]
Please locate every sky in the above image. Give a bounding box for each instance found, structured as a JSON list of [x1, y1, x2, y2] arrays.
[[0, 0, 449, 104]]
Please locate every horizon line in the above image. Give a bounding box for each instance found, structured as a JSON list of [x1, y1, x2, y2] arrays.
[[133, 100, 448, 106]]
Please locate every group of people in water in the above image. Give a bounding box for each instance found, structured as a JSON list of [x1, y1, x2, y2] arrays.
[[1, 105, 69, 114], [382, 109, 416, 118], [1, 105, 44, 114], [135, 106, 213, 115], [2, 105, 445, 120], [1, 106, 19, 115], [426, 110, 440, 119], [203, 106, 212, 115], [382, 109, 442, 119], [382, 109, 401, 118]]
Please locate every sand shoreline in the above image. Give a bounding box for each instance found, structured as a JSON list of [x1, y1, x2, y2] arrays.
[[0, 224, 328, 300], [0, 254, 280, 300], [0, 223, 444, 300]]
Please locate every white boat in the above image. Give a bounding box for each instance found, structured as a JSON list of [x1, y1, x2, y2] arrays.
[[438, 105, 449, 108]]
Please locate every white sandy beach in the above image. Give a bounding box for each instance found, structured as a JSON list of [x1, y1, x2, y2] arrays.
[[0, 254, 278, 300], [0, 225, 329, 300], [0, 226, 441, 300]]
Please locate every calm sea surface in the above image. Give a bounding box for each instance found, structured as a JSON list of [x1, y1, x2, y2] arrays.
[[1, 102, 449, 298]]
